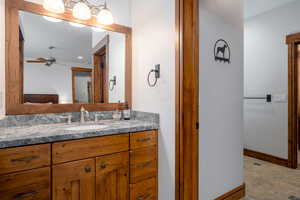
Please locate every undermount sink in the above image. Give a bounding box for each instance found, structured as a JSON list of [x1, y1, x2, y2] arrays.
[[65, 125, 108, 131]]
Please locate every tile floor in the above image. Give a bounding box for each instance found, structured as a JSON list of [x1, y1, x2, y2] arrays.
[[243, 151, 300, 200]]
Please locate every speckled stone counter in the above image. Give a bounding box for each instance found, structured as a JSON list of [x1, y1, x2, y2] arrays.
[[0, 111, 159, 149]]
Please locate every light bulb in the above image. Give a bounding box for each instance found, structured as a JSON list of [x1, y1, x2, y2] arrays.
[[73, 2, 92, 20], [69, 22, 85, 28], [97, 8, 114, 25], [43, 16, 62, 22], [43, 0, 65, 14]]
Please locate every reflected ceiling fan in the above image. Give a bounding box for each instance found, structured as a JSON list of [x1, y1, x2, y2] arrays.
[[26, 46, 57, 67]]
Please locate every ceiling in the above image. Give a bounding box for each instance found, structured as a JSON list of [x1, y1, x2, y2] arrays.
[[245, 0, 297, 19], [20, 11, 105, 65]]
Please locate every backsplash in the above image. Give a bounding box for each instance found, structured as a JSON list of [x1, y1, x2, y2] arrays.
[[0, 111, 159, 128]]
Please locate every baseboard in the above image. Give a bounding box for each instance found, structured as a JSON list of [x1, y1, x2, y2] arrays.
[[214, 184, 246, 200], [244, 149, 288, 167]]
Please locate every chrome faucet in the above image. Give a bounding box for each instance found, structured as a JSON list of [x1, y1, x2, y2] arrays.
[[80, 106, 89, 123]]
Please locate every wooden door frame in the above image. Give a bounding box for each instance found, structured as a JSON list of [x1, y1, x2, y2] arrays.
[[175, 0, 199, 199], [286, 33, 300, 169], [93, 35, 109, 104]]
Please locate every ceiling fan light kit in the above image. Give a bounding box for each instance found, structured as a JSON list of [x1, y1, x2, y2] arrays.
[[43, 0, 114, 25]]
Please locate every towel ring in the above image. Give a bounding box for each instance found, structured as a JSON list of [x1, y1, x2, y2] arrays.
[[147, 64, 160, 87]]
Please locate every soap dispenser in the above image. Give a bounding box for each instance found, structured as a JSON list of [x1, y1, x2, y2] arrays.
[[123, 101, 131, 120]]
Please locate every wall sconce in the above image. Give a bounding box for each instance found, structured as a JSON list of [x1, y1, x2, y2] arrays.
[[147, 64, 160, 87], [109, 76, 117, 91]]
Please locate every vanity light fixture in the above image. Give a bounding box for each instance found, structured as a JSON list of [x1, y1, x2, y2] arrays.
[[77, 56, 84, 60], [43, 16, 63, 22], [69, 22, 86, 28], [72, 2, 92, 20], [43, 0, 65, 14], [97, 2, 114, 25], [43, 0, 114, 25]]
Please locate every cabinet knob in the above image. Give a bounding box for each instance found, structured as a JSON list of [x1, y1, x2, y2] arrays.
[[100, 164, 108, 169], [85, 167, 92, 173]]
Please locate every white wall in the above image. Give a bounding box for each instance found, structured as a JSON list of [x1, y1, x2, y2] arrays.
[[244, 1, 300, 159], [0, 0, 5, 118], [199, 0, 244, 199], [131, 0, 175, 199]]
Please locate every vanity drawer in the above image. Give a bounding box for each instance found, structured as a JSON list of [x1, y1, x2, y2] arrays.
[[130, 178, 157, 200], [130, 146, 157, 183], [52, 134, 129, 164], [130, 130, 157, 150], [0, 167, 50, 200], [0, 144, 51, 175]]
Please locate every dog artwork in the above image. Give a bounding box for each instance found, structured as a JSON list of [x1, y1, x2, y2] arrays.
[[214, 39, 231, 63]]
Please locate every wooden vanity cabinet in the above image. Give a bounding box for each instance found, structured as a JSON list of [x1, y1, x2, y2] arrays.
[[0, 130, 158, 200]]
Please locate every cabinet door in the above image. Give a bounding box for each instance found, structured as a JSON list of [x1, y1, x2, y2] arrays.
[[96, 152, 129, 200], [0, 167, 50, 200], [52, 159, 95, 200]]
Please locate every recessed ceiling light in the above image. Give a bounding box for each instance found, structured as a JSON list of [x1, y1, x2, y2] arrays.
[[43, 16, 62, 22], [92, 27, 105, 32], [77, 56, 84, 60], [69, 22, 85, 28]]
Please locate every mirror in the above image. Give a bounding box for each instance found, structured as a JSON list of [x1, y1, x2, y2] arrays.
[[19, 11, 126, 104]]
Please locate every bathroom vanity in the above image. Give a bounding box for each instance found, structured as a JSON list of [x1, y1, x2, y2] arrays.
[[0, 112, 159, 200], [2, 0, 160, 199]]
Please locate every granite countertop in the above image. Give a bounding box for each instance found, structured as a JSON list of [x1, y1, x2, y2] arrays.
[[0, 119, 159, 149]]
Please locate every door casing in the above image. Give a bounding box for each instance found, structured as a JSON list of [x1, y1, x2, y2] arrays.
[[175, 0, 199, 199]]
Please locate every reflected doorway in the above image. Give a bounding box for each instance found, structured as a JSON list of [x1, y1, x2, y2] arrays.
[[71, 67, 93, 104]]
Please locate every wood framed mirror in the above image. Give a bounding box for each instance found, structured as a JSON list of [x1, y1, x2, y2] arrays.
[[5, 0, 132, 115]]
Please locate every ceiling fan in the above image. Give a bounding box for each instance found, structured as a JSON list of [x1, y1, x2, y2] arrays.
[[26, 46, 57, 67]]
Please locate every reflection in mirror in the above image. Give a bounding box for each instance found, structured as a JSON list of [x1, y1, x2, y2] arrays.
[[72, 68, 93, 104], [19, 11, 126, 104]]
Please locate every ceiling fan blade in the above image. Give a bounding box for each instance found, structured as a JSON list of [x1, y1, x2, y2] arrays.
[[26, 60, 47, 63], [26, 58, 49, 63]]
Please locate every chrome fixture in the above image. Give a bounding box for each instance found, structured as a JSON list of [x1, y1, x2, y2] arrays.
[[59, 114, 72, 124], [43, 0, 114, 25], [147, 64, 160, 87], [80, 106, 90, 123]]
